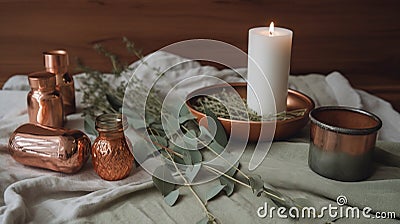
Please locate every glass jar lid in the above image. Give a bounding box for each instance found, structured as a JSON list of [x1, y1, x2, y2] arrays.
[[95, 113, 128, 132]]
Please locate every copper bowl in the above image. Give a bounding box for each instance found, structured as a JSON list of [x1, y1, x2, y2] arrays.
[[308, 106, 382, 181], [186, 82, 315, 141]]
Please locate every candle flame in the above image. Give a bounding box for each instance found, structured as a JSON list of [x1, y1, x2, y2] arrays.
[[269, 22, 274, 36]]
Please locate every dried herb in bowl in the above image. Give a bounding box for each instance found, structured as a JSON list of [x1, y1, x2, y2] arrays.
[[192, 89, 306, 121]]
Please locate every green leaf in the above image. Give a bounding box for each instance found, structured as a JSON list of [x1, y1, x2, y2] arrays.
[[204, 107, 227, 147], [84, 115, 97, 136], [186, 164, 202, 182], [164, 189, 180, 207], [150, 135, 168, 149], [182, 150, 192, 165], [219, 176, 235, 196], [206, 184, 226, 202], [249, 175, 264, 196], [169, 144, 202, 165], [226, 162, 239, 177], [189, 150, 202, 164], [263, 182, 297, 209], [179, 104, 192, 116], [123, 109, 147, 129], [208, 141, 225, 154], [218, 161, 239, 196], [127, 117, 147, 129], [199, 126, 213, 142], [106, 93, 122, 111], [183, 131, 198, 149], [179, 113, 197, 124], [152, 165, 175, 196], [162, 116, 181, 134], [134, 139, 157, 161]]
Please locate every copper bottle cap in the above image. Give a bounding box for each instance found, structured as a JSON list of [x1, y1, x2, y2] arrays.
[[28, 71, 57, 90], [43, 50, 69, 74]]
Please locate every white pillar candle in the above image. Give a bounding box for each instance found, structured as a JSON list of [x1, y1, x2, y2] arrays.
[[247, 22, 293, 116]]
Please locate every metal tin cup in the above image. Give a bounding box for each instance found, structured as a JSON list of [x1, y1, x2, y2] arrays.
[[308, 106, 382, 181]]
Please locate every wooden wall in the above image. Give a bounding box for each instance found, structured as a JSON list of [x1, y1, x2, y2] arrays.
[[0, 0, 399, 110]]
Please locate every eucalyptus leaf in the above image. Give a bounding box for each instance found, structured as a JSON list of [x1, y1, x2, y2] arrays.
[[262, 183, 297, 209], [84, 115, 97, 136], [152, 165, 176, 196], [226, 162, 239, 177], [204, 107, 227, 147], [150, 135, 168, 149], [127, 117, 147, 129], [189, 150, 202, 164], [179, 104, 192, 116], [219, 176, 234, 196], [198, 126, 213, 142], [145, 115, 158, 126], [249, 175, 264, 196], [185, 164, 202, 182], [179, 113, 197, 124], [106, 93, 122, 111], [183, 150, 193, 165], [183, 131, 198, 149], [162, 115, 181, 134], [164, 189, 180, 207], [206, 184, 226, 202], [134, 139, 157, 161], [208, 141, 225, 154]]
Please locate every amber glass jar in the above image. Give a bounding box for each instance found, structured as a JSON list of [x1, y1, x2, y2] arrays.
[[92, 113, 134, 181]]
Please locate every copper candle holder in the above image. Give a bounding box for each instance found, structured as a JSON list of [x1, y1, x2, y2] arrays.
[[309, 106, 382, 181]]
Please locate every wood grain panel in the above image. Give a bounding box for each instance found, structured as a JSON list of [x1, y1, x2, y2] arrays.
[[0, 0, 399, 110]]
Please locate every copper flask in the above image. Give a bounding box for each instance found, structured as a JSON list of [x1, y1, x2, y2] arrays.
[[27, 71, 64, 127], [92, 113, 134, 181], [43, 50, 76, 115], [9, 123, 91, 173]]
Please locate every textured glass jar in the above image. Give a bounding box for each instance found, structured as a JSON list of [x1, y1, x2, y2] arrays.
[[27, 71, 64, 127], [92, 113, 134, 181]]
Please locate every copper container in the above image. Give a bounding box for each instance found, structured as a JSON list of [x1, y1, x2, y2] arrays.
[[309, 106, 382, 181], [28, 71, 64, 127], [44, 50, 76, 115], [92, 113, 134, 181], [186, 82, 314, 141], [8, 123, 91, 173]]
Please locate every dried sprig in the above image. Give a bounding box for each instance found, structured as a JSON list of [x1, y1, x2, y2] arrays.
[[192, 89, 306, 121]]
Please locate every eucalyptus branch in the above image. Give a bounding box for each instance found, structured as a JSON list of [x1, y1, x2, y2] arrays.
[[165, 151, 217, 222], [204, 165, 283, 202], [180, 124, 250, 181]]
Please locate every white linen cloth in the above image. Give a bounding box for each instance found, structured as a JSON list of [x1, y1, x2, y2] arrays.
[[1, 51, 399, 223]]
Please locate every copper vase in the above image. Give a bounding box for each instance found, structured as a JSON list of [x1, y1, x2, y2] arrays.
[[43, 50, 76, 115], [27, 71, 64, 127], [92, 113, 134, 181], [9, 123, 91, 173]]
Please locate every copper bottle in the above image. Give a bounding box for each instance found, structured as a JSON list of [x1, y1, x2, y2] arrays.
[[27, 71, 64, 127], [43, 50, 76, 115], [9, 123, 91, 174], [92, 113, 134, 181]]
